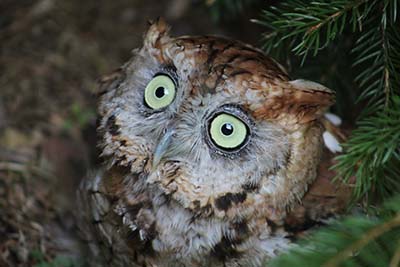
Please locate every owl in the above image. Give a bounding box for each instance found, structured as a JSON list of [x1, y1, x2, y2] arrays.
[[77, 18, 337, 267]]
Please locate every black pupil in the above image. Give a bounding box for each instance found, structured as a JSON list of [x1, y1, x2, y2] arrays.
[[155, 86, 165, 98], [221, 123, 234, 136]]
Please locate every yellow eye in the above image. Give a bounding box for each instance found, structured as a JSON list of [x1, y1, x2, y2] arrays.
[[209, 113, 248, 150], [144, 75, 176, 110]]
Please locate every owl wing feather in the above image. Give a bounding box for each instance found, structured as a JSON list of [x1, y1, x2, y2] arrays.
[[285, 116, 352, 234], [77, 170, 141, 267]]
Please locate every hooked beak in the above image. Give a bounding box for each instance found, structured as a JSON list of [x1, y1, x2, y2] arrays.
[[152, 129, 175, 170]]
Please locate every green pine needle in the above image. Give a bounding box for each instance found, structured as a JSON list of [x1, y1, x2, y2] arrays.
[[253, 0, 372, 63], [333, 97, 400, 202], [352, 18, 400, 110], [267, 195, 400, 267]]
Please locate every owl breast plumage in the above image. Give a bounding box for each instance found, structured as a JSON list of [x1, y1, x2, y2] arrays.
[[77, 18, 335, 267]]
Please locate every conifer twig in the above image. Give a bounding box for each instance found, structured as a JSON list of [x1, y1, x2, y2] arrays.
[[324, 214, 400, 267]]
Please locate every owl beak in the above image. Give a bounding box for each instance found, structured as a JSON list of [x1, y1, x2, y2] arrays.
[[152, 129, 175, 170]]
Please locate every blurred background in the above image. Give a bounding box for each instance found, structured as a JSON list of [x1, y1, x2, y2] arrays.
[[0, 1, 266, 266]]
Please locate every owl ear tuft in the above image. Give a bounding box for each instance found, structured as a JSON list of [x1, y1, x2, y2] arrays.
[[287, 79, 335, 123], [143, 17, 171, 50]]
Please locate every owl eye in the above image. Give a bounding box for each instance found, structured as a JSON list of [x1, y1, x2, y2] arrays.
[[209, 113, 249, 150], [144, 74, 176, 109]]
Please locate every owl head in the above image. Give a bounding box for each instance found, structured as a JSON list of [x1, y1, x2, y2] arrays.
[[98, 19, 335, 221]]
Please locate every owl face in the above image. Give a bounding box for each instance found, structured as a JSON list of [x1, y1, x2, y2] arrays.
[[98, 19, 335, 220]]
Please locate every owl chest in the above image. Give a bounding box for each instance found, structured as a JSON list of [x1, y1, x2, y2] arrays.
[[97, 186, 288, 267], [112, 190, 228, 265]]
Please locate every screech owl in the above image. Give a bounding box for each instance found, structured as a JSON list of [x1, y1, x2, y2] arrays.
[[77, 18, 337, 267]]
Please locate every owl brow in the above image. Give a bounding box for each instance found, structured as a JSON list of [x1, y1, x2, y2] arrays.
[[155, 65, 179, 86]]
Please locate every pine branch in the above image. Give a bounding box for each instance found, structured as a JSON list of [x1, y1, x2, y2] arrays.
[[336, 1, 400, 202], [352, 1, 400, 110], [267, 195, 400, 267], [324, 214, 400, 267], [253, 0, 372, 63], [333, 96, 400, 202]]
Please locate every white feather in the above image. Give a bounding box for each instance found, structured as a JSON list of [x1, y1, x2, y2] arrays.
[[323, 131, 343, 153], [324, 112, 342, 126]]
